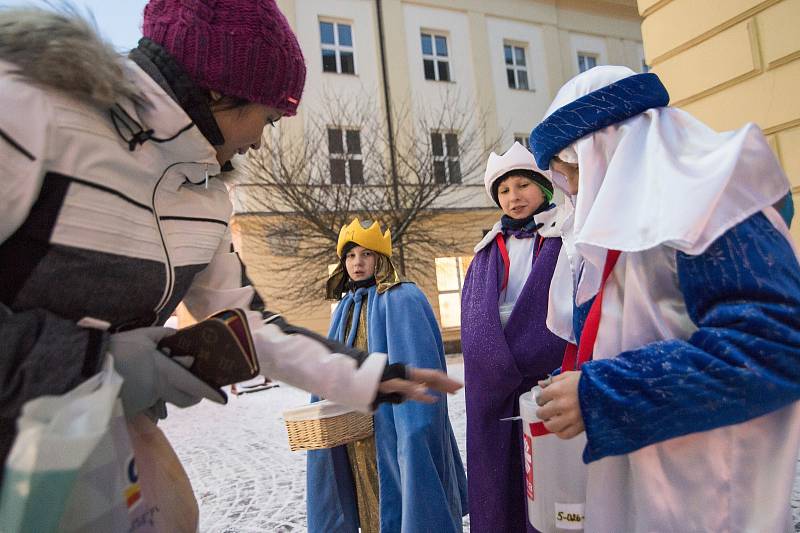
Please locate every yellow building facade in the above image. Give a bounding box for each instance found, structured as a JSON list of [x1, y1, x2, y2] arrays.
[[638, 0, 800, 241]]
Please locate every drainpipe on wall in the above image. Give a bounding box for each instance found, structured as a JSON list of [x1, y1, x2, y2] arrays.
[[376, 0, 406, 274]]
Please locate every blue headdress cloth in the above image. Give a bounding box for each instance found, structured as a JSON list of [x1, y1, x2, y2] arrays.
[[529, 72, 669, 169]]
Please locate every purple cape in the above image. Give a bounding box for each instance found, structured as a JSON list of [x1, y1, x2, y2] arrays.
[[460, 235, 566, 533]]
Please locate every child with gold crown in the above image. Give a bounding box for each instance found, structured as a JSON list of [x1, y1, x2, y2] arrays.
[[306, 218, 467, 533]]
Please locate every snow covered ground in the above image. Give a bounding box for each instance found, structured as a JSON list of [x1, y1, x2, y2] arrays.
[[161, 362, 468, 533], [162, 361, 800, 532]]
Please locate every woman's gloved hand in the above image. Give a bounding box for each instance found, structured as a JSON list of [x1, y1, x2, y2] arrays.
[[108, 327, 226, 418]]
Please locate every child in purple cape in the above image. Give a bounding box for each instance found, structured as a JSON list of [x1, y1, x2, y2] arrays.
[[460, 142, 567, 532]]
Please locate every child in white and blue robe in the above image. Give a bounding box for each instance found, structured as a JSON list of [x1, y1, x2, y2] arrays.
[[528, 66, 800, 532]]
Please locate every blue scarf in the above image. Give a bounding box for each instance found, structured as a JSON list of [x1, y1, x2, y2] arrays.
[[500, 202, 553, 239]]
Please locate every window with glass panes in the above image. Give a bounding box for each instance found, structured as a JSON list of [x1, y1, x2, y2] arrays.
[[421, 32, 450, 82], [328, 128, 363, 185], [504, 43, 529, 90], [435, 256, 473, 328], [577, 53, 597, 73], [320, 20, 355, 74], [513, 134, 530, 150], [431, 131, 461, 184]]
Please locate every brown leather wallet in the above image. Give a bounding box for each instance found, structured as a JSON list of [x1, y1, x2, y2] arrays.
[[158, 308, 260, 388]]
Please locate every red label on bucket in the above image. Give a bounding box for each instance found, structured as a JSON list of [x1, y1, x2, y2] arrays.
[[524, 432, 534, 500], [531, 421, 550, 436]]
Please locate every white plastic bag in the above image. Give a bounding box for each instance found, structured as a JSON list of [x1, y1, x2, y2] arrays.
[[57, 408, 158, 533], [58, 412, 198, 533], [1, 355, 198, 533], [520, 388, 588, 532], [0, 356, 123, 532]]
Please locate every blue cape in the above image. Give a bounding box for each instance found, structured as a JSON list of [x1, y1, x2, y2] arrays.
[[306, 283, 468, 532]]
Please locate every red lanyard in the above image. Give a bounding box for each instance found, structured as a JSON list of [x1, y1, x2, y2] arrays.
[[561, 249, 621, 372], [530, 249, 621, 439], [496, 233, 545, 292]]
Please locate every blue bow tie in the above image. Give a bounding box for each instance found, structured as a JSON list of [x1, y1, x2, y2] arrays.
[[505, 227, 538, 239]]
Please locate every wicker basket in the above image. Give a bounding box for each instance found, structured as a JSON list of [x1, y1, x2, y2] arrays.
[[283, 400, 374, 451]]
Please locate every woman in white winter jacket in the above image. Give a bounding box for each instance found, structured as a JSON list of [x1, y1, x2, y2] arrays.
[[0, 1, 459, 473]]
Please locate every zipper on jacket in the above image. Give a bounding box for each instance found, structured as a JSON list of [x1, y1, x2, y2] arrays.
[[151, 164, 177, 318], [151, 161, 217, 321]]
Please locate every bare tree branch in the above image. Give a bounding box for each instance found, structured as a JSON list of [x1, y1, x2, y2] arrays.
[[233, 88, 502, 307]]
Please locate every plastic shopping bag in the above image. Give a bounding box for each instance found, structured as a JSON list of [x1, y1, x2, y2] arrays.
[[1, 356, 199, 533], [57, 409, 158, 533], [57, 413, 198, 533], [0, 356, 123, 532], [127, 414, 199, 532]]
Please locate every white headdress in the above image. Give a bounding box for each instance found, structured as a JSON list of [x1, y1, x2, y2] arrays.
[[532, 66, 789, 303]]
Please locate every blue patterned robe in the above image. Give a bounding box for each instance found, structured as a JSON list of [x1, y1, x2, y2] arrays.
[[306, 283, 467, 532], [576, 212, 800, 461]]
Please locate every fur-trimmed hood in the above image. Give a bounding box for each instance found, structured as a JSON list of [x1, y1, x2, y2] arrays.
[[0, 6, 140, 108]]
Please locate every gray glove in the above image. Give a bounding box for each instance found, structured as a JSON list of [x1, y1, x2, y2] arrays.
[[108, 327, 226, 418]]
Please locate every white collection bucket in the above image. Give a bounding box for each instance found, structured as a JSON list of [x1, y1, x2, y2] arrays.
[[519, 388, 588, 532]]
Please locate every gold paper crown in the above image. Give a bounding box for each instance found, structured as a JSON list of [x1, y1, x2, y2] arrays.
[[337, 218, 392, 258]]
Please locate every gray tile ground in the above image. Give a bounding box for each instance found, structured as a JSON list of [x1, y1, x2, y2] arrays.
[[162, 362, 800, 532]]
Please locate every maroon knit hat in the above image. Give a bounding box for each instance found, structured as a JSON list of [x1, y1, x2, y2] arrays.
[[142, 0, 306, 116]]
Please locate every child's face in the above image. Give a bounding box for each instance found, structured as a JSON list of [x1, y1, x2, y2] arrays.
[[497, 175, 545, 219], [345, 246, 378, 281]]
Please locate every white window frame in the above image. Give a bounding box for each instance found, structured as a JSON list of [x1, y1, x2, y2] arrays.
[[328, 127, 364, 185], [504, 41, 531, 91], [421, 31, 451, 82], [430, 130, 461, 184], [577, 52, 598, 73], [319, 19, 356, 75]]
